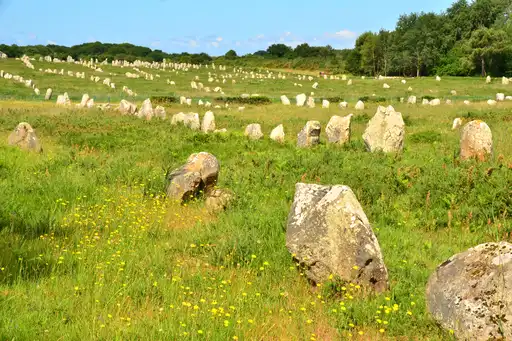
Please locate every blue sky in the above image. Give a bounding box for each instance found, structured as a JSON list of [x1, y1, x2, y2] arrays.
[[0, 0, 454, 56]]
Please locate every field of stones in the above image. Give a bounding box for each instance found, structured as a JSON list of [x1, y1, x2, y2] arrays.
[[0, 55, 511, 340]]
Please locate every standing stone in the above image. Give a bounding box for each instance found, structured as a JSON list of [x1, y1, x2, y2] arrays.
[[80, 94, 90, 107], [436, 76, 441, 81], [137, 98, 154, 120], [270, 124, 285, 143], [201, 111, 216, 133], [407, 96, 417, 104], [339, 101, 348, 108], [355, 100, 365, 110], [363, 106, 405, 153], [486, 75, 491, 84], [383, 83, 390, 89], [347, 79, 352, 86], [56, 95, 69, 106], [429, 99, 441, 106], [166, 152, 220, 202], [322, 99, 330, 108], [503, 77, 509, 85], [44, 88, 53, 101], [297, 121, 321, 148], [487, 99, 497, 106], [450, 90, 457, 96], [460, 120, 493, 161], [154, 105, 166, 119], [286, 183, 389, 291], [296, 93, 306, 107], [34, 88, 40, 95], [426, 242, 512, 341], [8, 122, 42, 152], [281, 95, 291, 105], [244, 124, 263, 140], [496, 93, 505, 101], [452, 118, 462, 130], [307, 96, 315, 108], [326, 114, 352, 145], [118, 99, 137, 115], [312, 82, 318, 89], [86, 98, 94, 108]]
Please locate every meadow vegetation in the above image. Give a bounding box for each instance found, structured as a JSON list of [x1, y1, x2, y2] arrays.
[[0, 56, 511, 340]]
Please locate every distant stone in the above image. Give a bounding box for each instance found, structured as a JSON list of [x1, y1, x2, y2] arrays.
[[34, 88, 40, 95], [407, 96, 417, 104], [464, 100, 471, 105], [347, 79, 352, 86], [154, 105, 166, 119], [452, 118, 462, 130], [487, 99, 497, 106], [383, 83, 390, 89], [137, 98, 154, 120], [436, 76, 441, 81], [186, 98, 192, 106], [281, 95, 291, 105], [422, 99, 430, 105], [503, 77, 509, 85], [119, 99, 137, 115], [460, 120, 493, 161], [401, 79, 406, 84], [86, 99, 94, 108], [296, 93, 307, 107], [426, 242, 512, 341], [172, 113, 200, 130], [80, 94, 90, 107], [486, 75, 491, 84], [286, 183, 389, 291], [429, 99, 441, 106], [408, 86, 413, 91], [270, 124, 285, 143], [307, 96, 315, 108], [363, 105, 405, 153], [297, 121, 321, 148], [166, 152, 220, 202], [326, 114, 352, 145], [8, 122, 42, 152], [339, 101, 348, 108], [322, 99, 330, 108], [496, 93, 505, 101], [201, 111, 216, 133], [312, 82, 318, 89], [445, 99, 452, 105], [355, 100, 365, 110], [44, 88, 53, 101], [244, 124, 263, 140]]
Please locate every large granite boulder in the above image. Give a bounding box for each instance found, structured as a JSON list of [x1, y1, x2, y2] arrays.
[[297, 121, 321, 148], [426, 242, 512, 341], [460, 120, 492, 161], [286, 183, 389, 292], [326, 114, 352, 145], [362, 105, 405, 153]]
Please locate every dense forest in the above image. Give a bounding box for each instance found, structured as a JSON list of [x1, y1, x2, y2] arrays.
[[2, 0, 512, 76]]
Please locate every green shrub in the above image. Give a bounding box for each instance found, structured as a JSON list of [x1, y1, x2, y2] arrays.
[[422, 95, 435, 101], [216, 96, 272, 105], [150, 96, 178, 104], [410, 131, 442, 144]]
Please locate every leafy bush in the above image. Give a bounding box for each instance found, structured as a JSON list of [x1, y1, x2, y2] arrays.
[[324, 96, 344, 102], [150, 96, 178, 104], [422, 95, 435, 101], [216, 96, 272, 105]]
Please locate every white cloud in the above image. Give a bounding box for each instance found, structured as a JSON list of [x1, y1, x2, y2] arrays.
[[216, 36, 223, 42], [47, 40, 56, 45], [189, 40, 198, 47], [256, 34, 265, 39], [211, 41, 219, 48], [332, 30, 357, 39], [150, 41, 161, 47]]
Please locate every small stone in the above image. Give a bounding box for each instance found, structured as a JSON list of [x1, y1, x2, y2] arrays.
[[244, 124, 263, 140]]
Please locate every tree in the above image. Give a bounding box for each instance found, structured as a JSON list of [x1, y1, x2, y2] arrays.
[[266, 44, 292, 57], [467, 27, 509, 76], [225, 50, 238, 59]]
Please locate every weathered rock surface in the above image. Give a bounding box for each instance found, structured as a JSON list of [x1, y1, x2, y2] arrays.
[[363, 106, 405, 153], [426, 242, 512, 341], [452, 118, 462, 130], [205, 188, 234, 213], [171, 112, 200, 130], [244, 124, 263, 140], [137, 98, 154, 120], [460, 120, 492, 161], [326, 114, 352, 145], [154, 105, 166, 119], [281, 95, 290, 105], [296, 93, 306, 107], [355, 100, 365, 110], [119, 99, 137, 115], [8, 122, 42, 152], [166, 152, 219, 202], [270, 124, 285, 143], [297, 121, 321, 148], [201, 111, 216, 133], [286, 183, 389, 291]]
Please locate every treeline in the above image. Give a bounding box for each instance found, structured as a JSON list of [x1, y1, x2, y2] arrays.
[[2, 0, 512, 76]]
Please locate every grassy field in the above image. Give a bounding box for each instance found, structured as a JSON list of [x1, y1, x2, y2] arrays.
[[0, 58, 511, 340]]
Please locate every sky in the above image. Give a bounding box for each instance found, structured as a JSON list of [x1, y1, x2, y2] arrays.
[[0, 0, 455, 56]]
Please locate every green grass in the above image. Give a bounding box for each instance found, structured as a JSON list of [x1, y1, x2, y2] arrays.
[[0, 58, 511, 340]]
